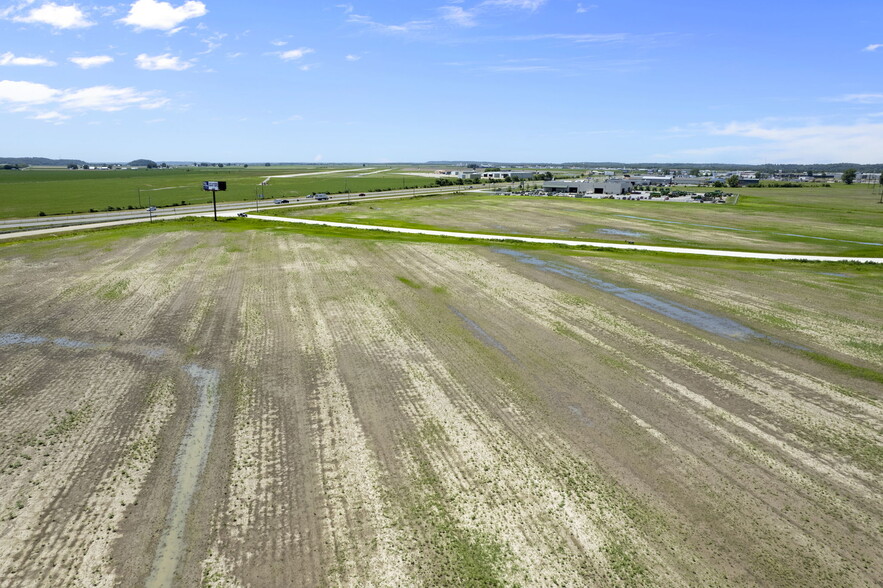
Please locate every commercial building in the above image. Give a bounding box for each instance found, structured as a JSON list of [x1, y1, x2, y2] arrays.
[[543, 180, 633, 196], [482, 170, 536, 180]]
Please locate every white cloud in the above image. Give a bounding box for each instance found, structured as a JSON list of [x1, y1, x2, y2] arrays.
[[0, 80, 60, 103], [135, 53, 193, 70], [69, 55, 114, 69], [508, 32, 628, 43], [0, 52, 56, 66], [279, 47, 314, 61], [863, 44, 882, 52], [694, 119, 883, 163], [273, 114, 304, 124], [0, 79, 168, 121], [119, 0, 206, 31], [199, 32, 227, 54], [58, 85, 168, 111], [576, 3, 597, 13], [440, 6, 476, 27], [270, 40, 288, 47], [346, 13, 432, 34], [14, 2, 94, 29], [481, 0, 546, 10], [32, 110, 70, 121], [345, 54, 361, 61], [830, 93, 883, 104]]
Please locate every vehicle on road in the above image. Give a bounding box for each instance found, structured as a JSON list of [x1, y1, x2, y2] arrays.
[[315, 194, 329, 201], [237, 212, 248, 217], [147, 206, 157, 211]]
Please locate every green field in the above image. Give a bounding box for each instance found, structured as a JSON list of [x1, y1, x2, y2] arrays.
[[0, 166, 442, 219], [275, 184, 883, 256]]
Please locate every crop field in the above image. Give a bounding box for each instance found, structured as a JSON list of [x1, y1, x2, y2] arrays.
[[0, 166, 439, 219], [0, 218, 880, 586], [280, 185, 883, 256]]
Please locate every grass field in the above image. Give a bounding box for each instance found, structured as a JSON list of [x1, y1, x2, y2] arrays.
[[0, 166, 442, 219], [0, 218, 880, 586], [276, 184, 883, 256]]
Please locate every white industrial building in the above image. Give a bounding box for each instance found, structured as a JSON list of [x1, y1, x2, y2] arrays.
[[437, 170, 482, 180], [543, 180, 634, 196], [482, 170, 535, 180]]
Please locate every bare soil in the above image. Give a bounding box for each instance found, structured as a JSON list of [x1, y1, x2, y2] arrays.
[[0, 224, 880, 586]]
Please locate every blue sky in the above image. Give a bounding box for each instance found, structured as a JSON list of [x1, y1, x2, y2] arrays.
[[1, 0, 881, 164]]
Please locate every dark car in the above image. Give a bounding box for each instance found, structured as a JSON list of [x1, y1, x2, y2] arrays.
[[237, 212, 248, 217]]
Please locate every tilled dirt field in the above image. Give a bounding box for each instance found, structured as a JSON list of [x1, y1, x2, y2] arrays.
[[0, 224, 880, 586]]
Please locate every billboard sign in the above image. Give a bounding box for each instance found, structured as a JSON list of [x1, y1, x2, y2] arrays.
[[203, 181, 227, 191]]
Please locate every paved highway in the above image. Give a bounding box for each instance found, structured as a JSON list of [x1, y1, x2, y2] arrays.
[[0, 185, 486, 233]]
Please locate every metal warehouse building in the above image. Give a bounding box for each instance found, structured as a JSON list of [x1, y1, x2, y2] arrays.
[[543, 180, 634, 196]]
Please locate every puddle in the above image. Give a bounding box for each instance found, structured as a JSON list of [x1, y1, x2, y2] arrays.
[[52, 337, 95, 349], [0, 333, 49, 346], [0, 333, 96, 349], [818, 272, 851, 278], [616, 215, 883, 246], [449, 306, 518, 362], [496, 249, 798, 344], [0, 330, 219, 585], [597, 228, 644, 238], [147, 364, 221, 588], [0, 333, 177, 360], [568, 405, 593, 427]]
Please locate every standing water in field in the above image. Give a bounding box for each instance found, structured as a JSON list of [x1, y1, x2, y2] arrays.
[[147, 364, 220, 588], [496, 249, 776, 342], [449, 306, 519, 362]]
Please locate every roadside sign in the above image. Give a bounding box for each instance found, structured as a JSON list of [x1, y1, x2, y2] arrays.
[[203, 181, 226, 191]]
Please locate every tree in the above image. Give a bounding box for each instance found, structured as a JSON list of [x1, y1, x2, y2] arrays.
[[726, 175, 740, 188], [842, 168, 857, 184], [689, 168, 701, 177], [67, 163, 78, 169]]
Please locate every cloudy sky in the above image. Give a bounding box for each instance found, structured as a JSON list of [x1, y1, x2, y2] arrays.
[[1, 0, 881, 163]]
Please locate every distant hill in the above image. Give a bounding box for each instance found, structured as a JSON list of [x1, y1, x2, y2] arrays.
[[127, 159, 158, 168], [0, 156, 88, 167]]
